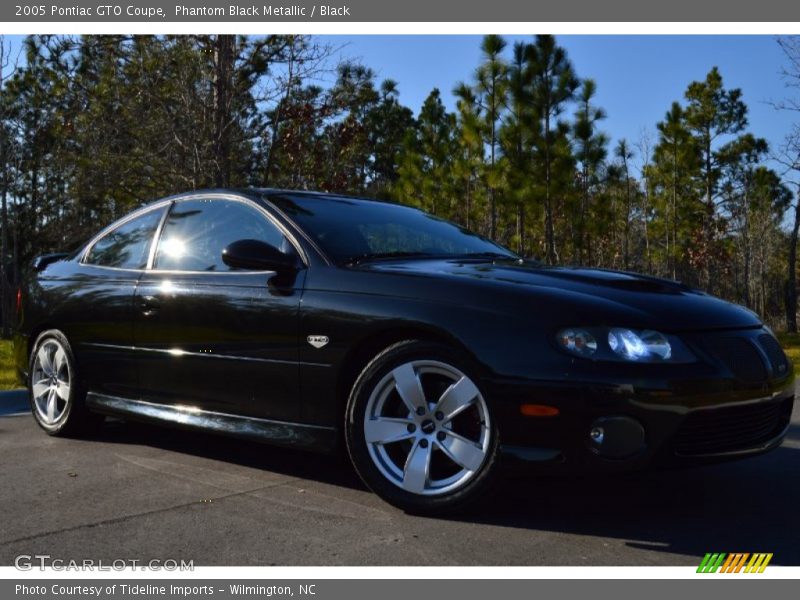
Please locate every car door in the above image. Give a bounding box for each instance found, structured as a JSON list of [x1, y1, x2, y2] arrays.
[[132, 195, 305, 421], [69, 204, 168, 398]]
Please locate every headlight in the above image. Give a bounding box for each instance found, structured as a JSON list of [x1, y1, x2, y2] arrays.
[[556, 327, 692, 363], [608, 328, 671, 361], [557, 328, 598, 357]]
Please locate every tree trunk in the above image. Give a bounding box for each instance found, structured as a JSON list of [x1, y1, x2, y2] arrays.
[[212, 35, 235, 188], [489, 112, 496, 240], [622, 155, 632, 270], [544, 112, 556, 264], [703, 129, 713, 291], [0, 117, 7, 337], [1, 179, 7, 338], [786, 191, 800, 333], [643, 173, 651, 273]]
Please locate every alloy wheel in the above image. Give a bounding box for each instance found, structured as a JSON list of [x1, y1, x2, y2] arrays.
[[31, 339, 71, 425], [363, 360, 491, 496]]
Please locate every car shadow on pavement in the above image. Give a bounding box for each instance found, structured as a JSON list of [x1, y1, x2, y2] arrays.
[[95, 418, 364, 489], [460, 446, 800, 565], [90, 417, 800, 565]]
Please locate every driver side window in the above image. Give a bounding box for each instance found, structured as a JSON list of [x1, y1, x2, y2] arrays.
[[154, 198, 289, 272]]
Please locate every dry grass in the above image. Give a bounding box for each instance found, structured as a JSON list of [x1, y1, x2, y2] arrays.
[[0, 339, 20, 390], [777, 332, 800, 373]]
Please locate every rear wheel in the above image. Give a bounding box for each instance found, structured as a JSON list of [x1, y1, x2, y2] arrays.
[[346, 341, 499, 514], [29, 330, 103, 436]]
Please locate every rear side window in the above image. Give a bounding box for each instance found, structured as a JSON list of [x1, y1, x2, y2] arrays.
[[154, 198, 288, 272], [84, 207, 165, 269]]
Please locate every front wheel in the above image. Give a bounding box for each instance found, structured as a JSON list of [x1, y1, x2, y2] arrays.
[[345, 341, 499, 514]]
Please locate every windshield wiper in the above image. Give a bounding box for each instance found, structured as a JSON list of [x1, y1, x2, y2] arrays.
[[344, 251, 435, 266]]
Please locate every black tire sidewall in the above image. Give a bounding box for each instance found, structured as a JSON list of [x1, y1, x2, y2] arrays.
[[345, 340, 499, 514]]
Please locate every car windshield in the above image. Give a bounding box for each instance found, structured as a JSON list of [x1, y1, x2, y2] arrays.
[[267, 194, 519, 265]]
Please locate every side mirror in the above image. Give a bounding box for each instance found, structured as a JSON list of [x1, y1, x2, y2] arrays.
[[32, 253, 69, 272], [221, 239, 298, 272]]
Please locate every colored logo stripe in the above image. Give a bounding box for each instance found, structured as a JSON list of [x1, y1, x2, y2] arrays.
[[745, 553, 773, 573], [697, 552, 772, 573], [697, 553, 726, 573]]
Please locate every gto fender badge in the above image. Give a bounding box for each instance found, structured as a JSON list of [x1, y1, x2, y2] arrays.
[[307, 335, 329, 349]]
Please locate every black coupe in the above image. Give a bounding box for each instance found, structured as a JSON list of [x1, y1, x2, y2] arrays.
[[14, 189, 795, 513]]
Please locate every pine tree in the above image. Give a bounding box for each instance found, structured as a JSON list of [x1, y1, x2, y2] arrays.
[[499, 42, 537, 254], [651, 102, 699, 279], [684, 67, 748, 289], [365, 80, 415, 198], [526, 35, 579, 264], [471, 35, 508, 240], [395, 89, 456, 217], [452, 83, 485, 230], [572, 79, 607, 264]]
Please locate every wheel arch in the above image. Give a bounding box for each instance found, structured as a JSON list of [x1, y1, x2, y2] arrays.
[[27, 323, 60, 359], [24, 324, 82, 386], [334, 323, 488, 423]]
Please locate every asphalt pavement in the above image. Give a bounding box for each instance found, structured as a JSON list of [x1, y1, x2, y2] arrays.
[[1, 388, 798, 566]]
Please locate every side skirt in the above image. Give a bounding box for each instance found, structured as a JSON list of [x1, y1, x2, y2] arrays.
[[86, 393, 338, 453]]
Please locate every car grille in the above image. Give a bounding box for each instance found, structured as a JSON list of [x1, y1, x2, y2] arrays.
[[674, 396, 793, 456], [758, 333, 790, 377], [701, 336, 767, 383], [696, 331, 790, 383]]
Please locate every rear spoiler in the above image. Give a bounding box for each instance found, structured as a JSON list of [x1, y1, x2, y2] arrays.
[[32, 253, 69, 272]]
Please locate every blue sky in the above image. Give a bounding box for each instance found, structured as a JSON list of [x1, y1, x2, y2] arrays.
[[4, 35, 797, 173], [321, 35, 796, 171]]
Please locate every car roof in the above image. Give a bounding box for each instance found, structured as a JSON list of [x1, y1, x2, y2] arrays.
[[142, 187, 397, 209], [243, 188, 400, 207]]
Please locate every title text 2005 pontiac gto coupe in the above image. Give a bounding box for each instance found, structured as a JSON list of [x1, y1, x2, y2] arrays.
[[14, 189, 795, 513]]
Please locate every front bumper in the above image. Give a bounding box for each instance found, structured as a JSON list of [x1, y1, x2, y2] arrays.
[[487, 330, 795, 473]]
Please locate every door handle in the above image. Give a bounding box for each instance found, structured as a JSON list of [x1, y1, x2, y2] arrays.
[[138, 295, 161, 315]]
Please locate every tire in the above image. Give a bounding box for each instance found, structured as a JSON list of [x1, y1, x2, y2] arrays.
[[345, 340, 499, 514], [28, 329, 104, 436]]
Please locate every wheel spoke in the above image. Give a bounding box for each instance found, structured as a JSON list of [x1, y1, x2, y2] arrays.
[[56, 379, 71, 401], [32, 379, 51, 400], [402, 440, 432, 494], [37, 345, 55, 376], [365, 417, 414, 444], [54, 347, 67, 375], [46, 388, 57, 423], [35, 394, 48, 417], [437, 431, 486, 472], [392, 363, 427, 415], [435, 376, 479, 422]]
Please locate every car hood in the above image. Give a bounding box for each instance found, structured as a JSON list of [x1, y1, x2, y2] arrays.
[[360, 259, 761, 331]]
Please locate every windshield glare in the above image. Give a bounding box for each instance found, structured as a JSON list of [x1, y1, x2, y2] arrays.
[[268, 194, 518, 264]]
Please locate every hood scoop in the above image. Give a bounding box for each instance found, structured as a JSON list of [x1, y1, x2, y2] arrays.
[[534, 268, 694, 295]]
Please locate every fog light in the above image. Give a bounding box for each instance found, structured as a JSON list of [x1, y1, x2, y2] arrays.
[[589, 426, 605, 444], [587, 416, 645, 459]]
